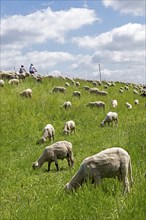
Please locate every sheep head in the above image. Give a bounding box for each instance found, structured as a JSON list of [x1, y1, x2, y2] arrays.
[[63, 129, 70, 135], [37, 137, 46, 144], [32, 161, 40, 169]]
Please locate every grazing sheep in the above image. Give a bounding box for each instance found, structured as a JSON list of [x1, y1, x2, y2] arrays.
[[86, 101, 105, 109], [134, 99, 139, 105], [126, 102, 132, 109], [124, 86, 129, 91], [73, 91, 81, 98], [20, 88, 32, 98], [133, 90, 139, 95], [51, 86, 66, 93], [32, 141, 74, 171], [60, 101, 72, 110], [101, 112, 118, 127], [0, 79, 5, 87], [63, 120, 76, 135], [75, 81, 80, 87], [111, 99, 118, 108], [65, 147, 133, 194], [88, 88, 99, 94], [97, 90, 108, 96], [83, 86, 90, 91], [65, 82, 70, 87], [92, 81, 97, 87], [9, 79, 20, 85], [119, 88, 124, 93], [37, 124, 55, 144]]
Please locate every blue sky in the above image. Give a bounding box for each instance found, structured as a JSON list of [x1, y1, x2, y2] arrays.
[[1, 0, 145, 83]]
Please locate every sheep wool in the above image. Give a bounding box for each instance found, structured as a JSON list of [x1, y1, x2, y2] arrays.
[[32, 141, 74, 171], [65, 147, 133, 194]]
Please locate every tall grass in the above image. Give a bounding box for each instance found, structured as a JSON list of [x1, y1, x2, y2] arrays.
[[0, 77, 146, 220]]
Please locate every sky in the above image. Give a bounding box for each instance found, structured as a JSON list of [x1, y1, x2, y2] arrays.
[[0, 0, 146, 84]]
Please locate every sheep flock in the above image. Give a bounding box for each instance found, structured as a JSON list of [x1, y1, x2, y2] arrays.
[[1, 70, 146, 195]]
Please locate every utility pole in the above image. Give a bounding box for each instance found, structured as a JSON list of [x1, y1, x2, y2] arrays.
[[98, 64, 101, 82]]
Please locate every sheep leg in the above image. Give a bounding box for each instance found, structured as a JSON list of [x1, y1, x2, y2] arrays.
[[66, 154, 71, 167], [55, 163, 59, 171], [92, 171, 101, 186], [121, 165, 130, 194], [48, 162, 51, 172], [54, 158, 59, 171]]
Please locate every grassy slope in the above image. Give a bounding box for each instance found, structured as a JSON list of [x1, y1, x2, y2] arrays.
[[0, 77, 146, 220]]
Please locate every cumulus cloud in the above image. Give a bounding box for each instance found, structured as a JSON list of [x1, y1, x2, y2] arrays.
[[1, 50, 75, 73], [71, 23, 145, 83], [102, 0, 145, 16], [72, 23, 145, 50], [1, 7, 98, 49]]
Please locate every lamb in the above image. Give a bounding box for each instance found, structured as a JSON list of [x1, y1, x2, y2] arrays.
[[111, 99, 118, 108], [32, 141, 74, 171], [20, 88, 32, 98], [37, 124, 55, 144], [125, 102, 132, 109], [65, 147, 133, 194], [101, 112, 118, 127], [73, 91, 81, 98], [60, 101, 72, 110], [86, 101, 105, 109], [134, 99, 139, 105], [0, 79, 5, 87], [51, 86, 66, 93], [63, 120, 76, 135]]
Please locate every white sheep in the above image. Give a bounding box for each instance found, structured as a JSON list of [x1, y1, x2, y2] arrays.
[[73, 91, 81, 98], [63, 120, 76, 135], [60, 101, 72, 110], [75, 81, 80, 87], [82, 86, 90, 91], [0, 79, 5, 87], [65, 147, 133, 194], [119, 88, 124, 93], [37, 124, 55, 144], [101, 112, 118, 127], [65, 82, 70, 87], [32, 141, 74, 171], [51, 86, 66, 93], [9, 79, 20, 85], [86, 101, 105, 109], [97, 90, 108, 96], [133, 89, 139, 95], [88, 88, 99, 94], [134, 99, 139, 105], [20, 88, 32, 98], [111, 99, 118, 108], [125, 102, 132, 109]]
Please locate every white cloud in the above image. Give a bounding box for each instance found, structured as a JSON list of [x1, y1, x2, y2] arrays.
[[72, 23, 145, 50], [102, 0, 145, 16], [1, 50, 75, 73], [70, 23, 145, 83], [1, 7, 98, 49]]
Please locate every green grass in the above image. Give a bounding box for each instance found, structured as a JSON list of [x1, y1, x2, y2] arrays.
[[0, 77, 146, 220]]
